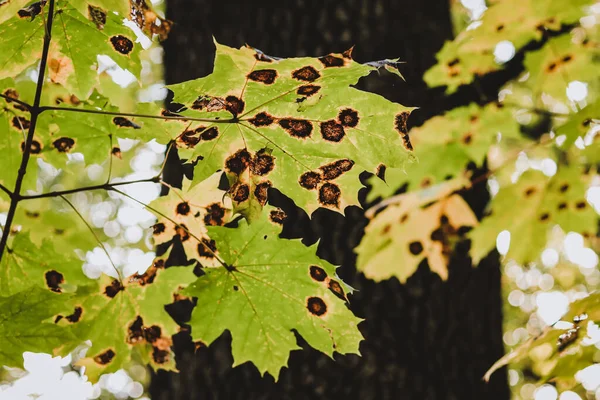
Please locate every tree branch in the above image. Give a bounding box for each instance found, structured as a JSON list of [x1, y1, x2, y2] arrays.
[[0, 183, 13, 198], [0, 0, 56, 261], [38, 105, 236, 124], [19, 176, 160, 201]]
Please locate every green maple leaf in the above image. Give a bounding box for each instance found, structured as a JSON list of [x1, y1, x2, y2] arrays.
[[469, 167, 598, 264], [367, 103, 521, 202], [357, 180, 477, 282], [168, 42, 415, 219], [183, 211, 363, 379], [556, 99, 600, 148], [424, 0, 595, 92], [524, 35, 600, 103], [0, 286, 75, 367], [0, 232, 89, 296], [0, 0, 141, 99], [66, 264, 196, 381]]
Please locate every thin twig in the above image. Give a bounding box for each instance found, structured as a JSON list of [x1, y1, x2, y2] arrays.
[[0, 93, 32, 111], [19, 176, 160, 201], [0, 0, 56, 262], [59, 195, 123, 283], [0, 184, 13, 198], [38, 105, 236, 124]]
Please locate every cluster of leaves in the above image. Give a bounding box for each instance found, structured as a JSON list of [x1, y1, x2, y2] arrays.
[[0, 0, 417, 382], [354, 0, 600, 395]]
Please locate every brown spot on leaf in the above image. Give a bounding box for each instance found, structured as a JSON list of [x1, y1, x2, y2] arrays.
[[225, 149, 251, 174], [409, 241, 424, 255], [279, 118, 313, 138], [52, 137, 75, 152], [395, 112, 413, 151], [547, 62, 557, 72], [248, 112, 275, 127], [319, 54, 345, 67], [306, 296, 327, 316], [127, 316, 145, 344], [112, 147, 122, 158], [18, 0, 46, 20], [338, 108, 359, 127], [88, 4, 106, 29], [197, 238, 217, 258], [192, 96, 225, 111], [65, 306, 82, 323], [292, 66, 320, 82], [110, 35, 134, 55], [576, 201, 587, 209], [539, 212, 550, 221], [462, 132, 473, 144], [400, 213, 409, 223], [376, 164, 386, 180], [176, 202, 191, 216], [421, 177, 432, 188], [254, 181, 272, 206], [269, 208, 287, 224], [320, 120, 345, 142], [198, 126, 219, 141], [45, 270, 64, 293], [225, 96, 244, 116], [21, 140, 42, 154], [231, 183, 250, 202], [144, 325, 162, 343], [152, 222, 165, 235], [430, 228, 444, 242], [558, 202, 567, 210], [299, 171, 321, 190], [309, 265, 327, 282], [152, 347, 170, 364], [297, 85, 321, 97], [247, 69, 277, 84], [12, 116, 30, 130], [3, 89, 18, 102], [562, 55, 572, 63], [328, 279, 346, 301], [113, 116, 141, 129], [94, 349, 115, 365], [524, 187, 537, 197], [104, 280, 123, 298], [319, 159, 354, 180], [175, 224, 190, 241], [203, 203, 226, 226], [251, 149, 275, 176], [447, 58, 460, 67], [496, 24, 504, 32], [559, 183, 569, 193], [319, 182, 341, 208], [180, 130, 200, 148]]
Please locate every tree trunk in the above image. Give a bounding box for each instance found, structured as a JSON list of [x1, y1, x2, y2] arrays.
[[153, 1, 510, 398]]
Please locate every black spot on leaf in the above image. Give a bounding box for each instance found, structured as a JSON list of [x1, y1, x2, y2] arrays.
[[3, 89, 18, 102], [152, 347, 170, 364], [94, 349, 115, 365], [104, 280, 123, 298], [306, 297, 327, 316], [430, 228, 444, 242], [319, 159, 354, 180], [319, 182, 341, 208], [203, 203, 226, 226], [524, 187, 537, 197], [576, 201, 587, 209], [254, 181, 272, 206], [251, 149, 275, 176], [462, 132, 473, 144], [297, 85, 321, 97], [409, 241, 424, 255], [175, 224, 190, 241], [319, 55, 345, 67], [110, 35, 134, 55], [447, 58, 460, 67], [88, 4, 106, 29], [21, 140, 42, 154], [269, 208, 287, 224], [299, 171, 321, 190], [112, 147, 122, 158], [558, 202, 567, 210], [309, 265, 327, 282], [539, 212, 550, 221], [45, 270, 64, 293], [559, 183, 570, 193], [65, 306, 83, 323], [247, 69, 277, 84], [225, 96, 244, 116], [198, 126, 219, 141], [52, 137, 75, 152], [18, 0, 46, 20], [12, 116, 30, 130], [197, 238, 217, 258], [152, 222, 165, 235], [144, 325, 162, 343], [279, 118, 313, 138], [292, 66, 320, 82], [192, 96, 225, 111], [232, 183, 250, 202], [180, 130, 200, 148], [328, 279, 346, 301], [248, 112, 274, 127], [113, 116, 141, 129], [338, 109, 359, 127], [320, 120, 345, 142], [127, 316, 145, 344], [394, 112, 413, 151], [376, 164, 386, 180], [176, 202, 191, 215], [225, 149, 251, 174], [557, 328, 579, 351]]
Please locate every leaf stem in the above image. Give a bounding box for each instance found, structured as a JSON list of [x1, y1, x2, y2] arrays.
[[38, 105, 237, 124], [0, 0, 56, 262], [0, 184, 13, 198], [19, 176, 160, 201]]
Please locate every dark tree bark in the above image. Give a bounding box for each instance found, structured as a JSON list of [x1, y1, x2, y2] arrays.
[[153, 1, 510, 398]]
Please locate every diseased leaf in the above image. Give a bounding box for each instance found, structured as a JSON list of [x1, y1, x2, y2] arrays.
[[183, 211, 363, 379], [556, 99, 600, 148], [469, 167, 598, 264], [357, 180, 476, 282], [168, 42, 415, 218], [69, 264, 196, 381], [0, 286, 76, 367]]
